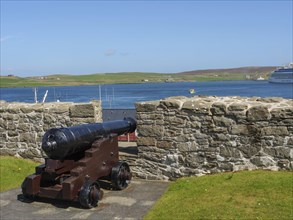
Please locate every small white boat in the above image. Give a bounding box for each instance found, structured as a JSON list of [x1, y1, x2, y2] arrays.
[[189, 89, 195, 94]]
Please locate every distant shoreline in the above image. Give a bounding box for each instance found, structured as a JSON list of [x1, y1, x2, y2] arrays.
[[0, 78, 249, 88], [0, 66, 275, 88]]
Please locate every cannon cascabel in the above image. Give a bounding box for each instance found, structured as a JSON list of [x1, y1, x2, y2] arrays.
[[41, 117, 136, 160]]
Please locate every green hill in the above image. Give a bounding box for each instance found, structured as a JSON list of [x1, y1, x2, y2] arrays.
[[177, 66, 276, 80], [0, 66, 276, 88]]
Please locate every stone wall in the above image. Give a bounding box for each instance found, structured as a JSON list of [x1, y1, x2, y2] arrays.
[[0, 101, 102, 161], [135, 96, 293, 180]]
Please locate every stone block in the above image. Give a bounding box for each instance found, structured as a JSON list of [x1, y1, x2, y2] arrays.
[[176, 142, 198, 152], [238, 144, 261, 158], [47, 103, 71, 114], [176, 142, 189, 151], [137, 137, 156, 146], [0, 148, 16, 156], [8, 136, 19, 142], [28, 143, 39, 149], [271, 107, 293, 119], [33, 124, 44, 133], [202, 162, 218, 168], [218, 163, 233, 171], [278, 119, 293, 126], [159, 99, 183, 109], [165, 153, 180, 165], [230, 124, 249, 135], [250, 156, 276, 167], [157, 141, 172, 149], [186, 120, 201, 129], [135, 101, 159, 112], [20, 132, 36, 142], [0, 118, 5, 128], [277, 159, 291, 169], [6, 108, 20, 114], [262, 147, 276, 157], [209, 127, 228, 134], [138, 146, 167, 153], [287, 137, 293, 145], [164, 127, 182, 137], [247, 105, 270, 121], [137, 113, 155, 121], [169, 117, 185, 126], [182, 101, 211, 114], [70, 104, 95, 118], [0, 141, 6, 148], [20, 107, 36, 114], [0, 131, 7, 141], [176, 135, 191, 142], [257, 97, 284, 103], [228, 103, 248, 111], [211, 102, 227, 115], [246, 124, 261, 137], [220, 146, 241, 158], [139, 152, 164, 163], [7, 130, 18, 137], [226, 110, 247, 122], [184, 153, 205, 168], [18, 142, 28, 149], [18, 148, 41, 159], [213, 116, 235, 127], [27, 112, 42, 123], [205, 150, 218, 160], [275, 147, 291, 159], [213, 133, 229, 141], [261, 139, 273, 148], [43, 114, 57, 124], [138, 125, 164, 137], [7, 122, 17, 130], [261, 126, 289, 136], [6, 142, 19, 149], [18, 123, 30, 132], [273, 136, 286, 146]]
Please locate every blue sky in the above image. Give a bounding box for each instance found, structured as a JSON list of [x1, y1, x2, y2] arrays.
[[1, 1, 292, 76]]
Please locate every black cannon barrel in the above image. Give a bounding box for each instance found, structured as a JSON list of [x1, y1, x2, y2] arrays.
[[42, 117, 136, 160]]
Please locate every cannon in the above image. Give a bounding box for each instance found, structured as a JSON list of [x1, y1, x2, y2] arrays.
[[21, 117, 136, 208]]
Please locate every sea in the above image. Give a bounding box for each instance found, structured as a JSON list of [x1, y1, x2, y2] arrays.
[[0, 81, 292, 109]]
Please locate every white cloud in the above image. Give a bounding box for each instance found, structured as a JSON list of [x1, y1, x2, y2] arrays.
[[104, 49, 117, 56], [120, 52, 129, 56], [0, 36, 14, 42], [103, 49, 130, 57]]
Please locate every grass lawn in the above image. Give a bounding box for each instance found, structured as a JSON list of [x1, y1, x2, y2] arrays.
[[1, 157, 291, 220], [145, 170, 293, 220], [0, 156, 39, 192]]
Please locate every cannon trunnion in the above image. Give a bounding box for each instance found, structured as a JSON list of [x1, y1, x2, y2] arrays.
[[21, 118, 136, 208]]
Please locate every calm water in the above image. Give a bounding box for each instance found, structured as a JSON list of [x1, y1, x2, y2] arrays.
[[0, 81, 292, 109]]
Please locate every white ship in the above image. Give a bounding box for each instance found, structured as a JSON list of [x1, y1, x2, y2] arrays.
[[268, 63, 293, 83]]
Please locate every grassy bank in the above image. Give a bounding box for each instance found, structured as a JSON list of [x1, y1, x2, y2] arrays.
[[0, 156, 39, 192], [0, 72, 246, 88], [144, 170, 293, 220]]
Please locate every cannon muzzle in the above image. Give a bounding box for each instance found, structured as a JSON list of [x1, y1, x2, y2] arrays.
[[42, 117, 136, 160]]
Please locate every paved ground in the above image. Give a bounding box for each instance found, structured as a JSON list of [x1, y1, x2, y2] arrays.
[[0, 179, 169, 220]]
